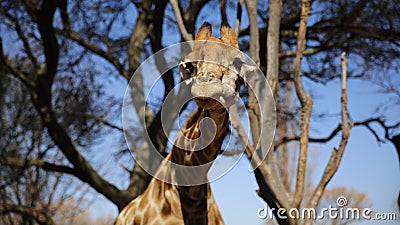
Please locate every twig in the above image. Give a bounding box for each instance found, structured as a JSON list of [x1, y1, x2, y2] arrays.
[[279, 47, 322, 58], [0, 38, 36, 88], [70, 113, 123, 131], [0, 156, 75, 175], [275, 118, 400, 148], [0, 8, 39, 72], [169, 0, 193, 42], [54, 28, 127, 78]]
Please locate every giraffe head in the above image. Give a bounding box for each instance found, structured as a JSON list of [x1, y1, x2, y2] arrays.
[[179, 22, 245, 110]]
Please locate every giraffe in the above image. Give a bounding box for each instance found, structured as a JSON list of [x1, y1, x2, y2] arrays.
[[116, 21, 245, 225]]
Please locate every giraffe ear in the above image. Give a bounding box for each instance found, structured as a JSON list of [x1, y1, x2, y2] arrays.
[[195, 22, 212, 40], [220, 22, 238, 48]]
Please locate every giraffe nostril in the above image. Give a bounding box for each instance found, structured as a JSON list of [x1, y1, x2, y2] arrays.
[[197, 76, 208, 83], [207, 72, 216, 77]]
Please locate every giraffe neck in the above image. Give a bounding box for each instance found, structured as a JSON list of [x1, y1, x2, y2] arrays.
[[171, 107, 229, 181], [170, 107, 229, 225], [116, 108, 228, 225]]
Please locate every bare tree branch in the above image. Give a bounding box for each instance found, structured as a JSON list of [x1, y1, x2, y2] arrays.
[[230, 105, 292, 218], [305, 53, 353, 225], [124, 0, 177, 200], [31, 104, 127, 208], [151, 0, 175, 99], [169, 0, 193, 41], [275, 118, 400, 148], [245, 0, 262, 153], [279, 47, 322, 59], [229, 0, 256, 166], [70, 113, 123, 131], [35, 0, 59, 79], [55, 28, 127, 79], [245, 0, 260, 66], [127, 1, 154, 123], [220, 149, 245, 156], [235, 0, 244, 35], [252, 1, 293, 224], [229, 106, 259, 164], [231, 1, 293, 223], [20, 1, 129, 210], [292, 0, 312, 210], [183, 0, 209, 34], [0, 38, 36, 88], [266, 0, 282, 94], [0, 8, 39, 72], [219, 0, 228, 23], [0, 156, 75, 175], [390, 135, 400, 210]]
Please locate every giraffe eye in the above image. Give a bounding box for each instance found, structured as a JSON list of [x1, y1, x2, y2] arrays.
[[179, 62, 196, 81], [185, 62, 195, 74]]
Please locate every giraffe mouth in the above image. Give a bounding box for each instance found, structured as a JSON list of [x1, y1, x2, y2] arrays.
[[190, 76, 236, 109], [195, 76, 220, 84], [191, 76, 223, 97]]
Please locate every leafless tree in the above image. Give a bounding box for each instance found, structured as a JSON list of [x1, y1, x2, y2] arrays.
[[0, 0, 399, 224]]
